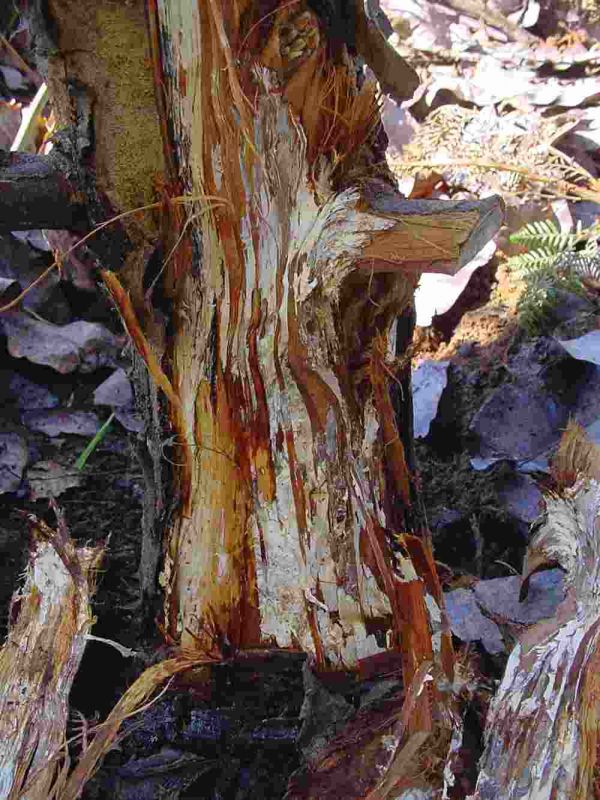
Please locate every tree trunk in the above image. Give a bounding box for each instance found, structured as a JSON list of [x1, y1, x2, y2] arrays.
[[130, 0, 500, 669]]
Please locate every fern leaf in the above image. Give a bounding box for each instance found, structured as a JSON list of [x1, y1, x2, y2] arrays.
[[506, 247, 562, 274]]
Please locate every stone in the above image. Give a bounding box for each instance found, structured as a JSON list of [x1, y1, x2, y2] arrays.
[[1, 313, 122, 374], [22, 409, 100, 437], [412, 360, 450, 438], [27, 460, 82, 500], [444, 588, 505, 654], [470, 381, 567, 465], [0, 432, 28, 494], [8, 373, 59, 410], [473, 569, 565, 626], [497, 474, 544, 527], [94, 368, 133, 407], [115, 406, 145, 434], [297, 662, 354, 762], [558, 330, 600, 366]]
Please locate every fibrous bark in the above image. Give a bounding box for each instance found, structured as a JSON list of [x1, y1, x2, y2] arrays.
[[150, 0, 502, 672], [0, 509, 102, 800], [474, 423, 600, 799], [5, 0, 503, 794]]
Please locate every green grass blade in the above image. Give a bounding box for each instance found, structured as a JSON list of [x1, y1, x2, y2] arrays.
[[75, 411, 116, 471]]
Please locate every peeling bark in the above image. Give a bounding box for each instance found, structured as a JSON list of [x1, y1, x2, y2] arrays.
[[152, 0, 502, 670], [0, 510, 102, 800], [474, 424, 600, 800]]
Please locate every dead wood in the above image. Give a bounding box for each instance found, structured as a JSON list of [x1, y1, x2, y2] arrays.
[[0, 508, 102, 800], [475, 423, 600, 799]]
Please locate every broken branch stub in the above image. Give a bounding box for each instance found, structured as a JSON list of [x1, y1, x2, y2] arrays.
[[474, 423, 600, 800], [0, 511, 102, 800]]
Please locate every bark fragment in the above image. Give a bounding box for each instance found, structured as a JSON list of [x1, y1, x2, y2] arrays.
[[474, 423, 600, 799], [0, 509, 102, 800]]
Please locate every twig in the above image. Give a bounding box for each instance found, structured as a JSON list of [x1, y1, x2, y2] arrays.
[[85, 634, 138, 659], [0, 32, 41, 87]]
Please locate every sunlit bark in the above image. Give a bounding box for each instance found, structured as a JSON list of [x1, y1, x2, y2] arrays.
[[0, 511, 102, 800], [474, 423, 600, 800], [151, 0, 501, 670]]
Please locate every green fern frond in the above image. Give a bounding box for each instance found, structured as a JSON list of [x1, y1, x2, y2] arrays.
[[509, 219, 573, 252], [505, 215, 599, 335], [506, 248, 561, 274]]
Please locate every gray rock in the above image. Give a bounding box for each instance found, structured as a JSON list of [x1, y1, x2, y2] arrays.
[[359, 678, 402, 709], [470, 381, 567, 464], [0, 235, 60, 311], [94, 368, 133, 407], [473, 569, 565, 626], [412, 360, 450, 438], [8, 373, 59, 410], [0, 277, 20, 303], [444, 588, 505, 654], [297, 662, 354, 762], [0, 65, 27, 92], [471, 455, 503, 471], [1, 313, 122, 374], [43, 230, 96, 291], [111, 748, 213, 800], [431, 507, 463, 528], [517, 457, 551, 475], [497, 474, 544, 526], [27, 461, 82, 500], [10, 230, 52, 252], [0, 432, 28, 494], [507, 338, 565, 382], [572, 365, 600, 427], [183, 709, 232, 742], [115, 406, 145, 434], [249, 719, 300, 742], [550, 289, 595, 324], [558, 330, 600, 366], [22, 410, 101, 437]]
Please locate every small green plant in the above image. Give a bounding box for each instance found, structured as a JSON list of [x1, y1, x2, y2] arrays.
[[75, 412, 115, 471], [506, 218, 600, 335]]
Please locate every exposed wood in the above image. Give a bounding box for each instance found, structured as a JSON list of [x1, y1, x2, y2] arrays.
[[151, 0, 502, 671], [4, 0, 503, 794], [355, 0, 419, 103], [475, 423, 600, 799], [0, 509, 102, 800]]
